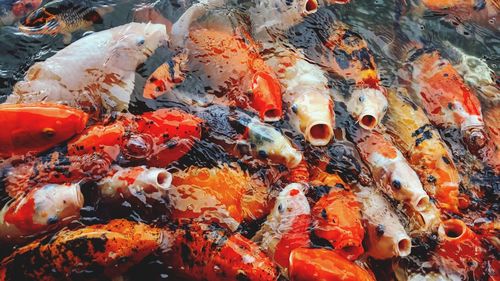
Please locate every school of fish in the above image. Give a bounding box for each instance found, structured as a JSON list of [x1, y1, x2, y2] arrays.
[[0, 0, 498, 280]]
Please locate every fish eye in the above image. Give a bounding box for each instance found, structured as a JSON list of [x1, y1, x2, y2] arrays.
[[392, 180, 402, 190], [136, 37, 145, 46], [277, 204, 284, 213], [42, 128, 56, 137]]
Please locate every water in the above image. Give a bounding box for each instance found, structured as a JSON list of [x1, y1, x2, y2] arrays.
[[0, 0, 499, 280]]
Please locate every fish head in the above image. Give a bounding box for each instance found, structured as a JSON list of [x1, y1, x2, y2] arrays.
[[270, 183, 310, 231], [0, 103, 88, 157], [387, 164, 430, 212], [347, 87, 388, 130], [107, 23, 167, 71], [251, 71, 283, 122]]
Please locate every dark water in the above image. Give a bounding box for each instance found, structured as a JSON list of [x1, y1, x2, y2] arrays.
[[0, 0, 499, 280]]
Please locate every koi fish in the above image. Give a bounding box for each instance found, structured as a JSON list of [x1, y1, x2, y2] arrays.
[[197, 105, 303, 168], [311, 185, 365, 260], [353, 129, 430, 212], [289, 248, 376, 281], [0, 103, 88, 159], [167, 182, 241, 231], [442, 41, 500, 107], [481, 106, 500, 173], [0, 0, 42, 26], [288, 160, 310, 183], [253, 183, 311, 274], [407, 49, 487, 155], [0, 183, 83, 242], [266, 49, 335, 146], [0, 219, 167, 281], [19, 0, 112, 44], [434, 219, 486, 279], [5, 108, 202, 196], [162, 223, 278, 281], [419, 0, 498, 30], [145, 27, 283, 122], [172, 163, 271, 224], [7, 22, 167, 118], [357, 186, 412, 259], [288, 8, 388, 130], [97, 166, 172, 203], [384, 88, 461, 213]]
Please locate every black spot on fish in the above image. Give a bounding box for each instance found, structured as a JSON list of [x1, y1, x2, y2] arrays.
[[392, 180, 402, 190], [236, 272, 251, 281], [415, 130, 433, 146], [442, 156, 451, 165], [376, 224, 385, 236], [334, 48, 350, 70], [427, 175, 436, 183], [321, 209, 327, 220], [180, 243, 194, 268]]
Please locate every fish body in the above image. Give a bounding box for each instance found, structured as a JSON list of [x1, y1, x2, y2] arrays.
[[312, 187, 364, 260], [253, 183, 311, 273], [0, 183, 83, 242], [435, 219, 486, 279], [288, 9, 388, 129], [5, 109, 202, 196], [266, 48, 335, 146], [146, 27, 283, 122], [409, 50, 487, 155], [0, 103, 88, 159], [0, 219, 166, 281], [172, 163, 270, 224], [353, 129, 430, 212], [19, 0, 111, 43], [385, 89, 460, 213], [289, 248, 376, 281], [162, 223, 278, 281], [7, 22, 167, 118], [97, 166, 172, 202], [356, 186, 412, 259]]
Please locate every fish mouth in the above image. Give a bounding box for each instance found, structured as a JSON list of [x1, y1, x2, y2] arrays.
[[438, 219, 467, 241], [305, 121, 334, 146], [304, 0, 319, 14]]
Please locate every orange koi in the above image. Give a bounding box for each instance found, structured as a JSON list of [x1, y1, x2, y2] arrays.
[[144, 28, 283, 122], [420, 0, 498, 29], [162, 223, 278, 281], [353, 129, 430, 212], [5, 108, 202, 196], [289, 248, 376, 281], [253, 183, 311, 274], [0, 103, 88, 159], [172, 163, 271, 224], [409, 49, 487, 155], [311, 185, 364, 260], [385, 88, 461, 213], [435, 219, 486, 279], [0, 219, 166, 281], [288, 160, 310, 183], [0, 183, 83, 242]]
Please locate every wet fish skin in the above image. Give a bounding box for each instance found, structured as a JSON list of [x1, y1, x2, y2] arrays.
[[353, 129, 431, 212], [162, 223, 278, 281], [253, 183, 311, 274], [0, 183, 83, 242], [0, 219, 167, 281], [0, 103, 88, 159], [7, 22, 168, 118], [408, 49, 487, 156], [288, 248, 376, 281], [384, 88, 461, 214]]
